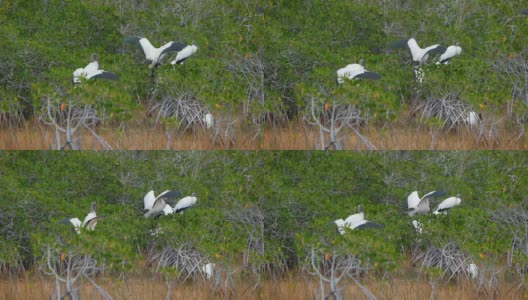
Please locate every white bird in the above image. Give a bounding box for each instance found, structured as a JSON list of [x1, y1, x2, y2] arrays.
[[126, 36, 188, 70], [412, 220, 423, 235], [466, 263, 478, 279], [407, 190, 443, 216], [393, 38, 446, 65], [437, 43, 462, 64], [433, 194, 462, 215], [60, 202, 100, 234], [337, 63, 380, 84], [72, 53, 119, 84], [334, 205, 382, 234], [170, 42, 198, 65], [203, 113, 214, 129], [202, 263, 215, 280], [173, 192, 198, 213], [466, 111, 482, 127], [162, 204, 174, 216], [144, 190, 181, 218]]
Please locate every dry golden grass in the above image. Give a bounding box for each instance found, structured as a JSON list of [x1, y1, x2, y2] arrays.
[[1, 276, 527, 300], [1, 119, 527, 150]]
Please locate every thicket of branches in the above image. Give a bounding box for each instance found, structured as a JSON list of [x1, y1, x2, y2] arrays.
[[1, 151, 528, 298], [1, 1, 527, 148]]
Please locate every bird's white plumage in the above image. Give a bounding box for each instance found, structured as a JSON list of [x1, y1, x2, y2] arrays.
[[72, 53, 118, 84], [144, 190, 156, 211], [173, 193, 197, 213], [144, 190, 173, 218], [466, 111, 480, 127], [466, 263, 478, 279], [407, 191, 437, 216], [138, 38, 158, 62], [337, 63, 380, 83], [162, 204, 174, 216], [407, 191, 421, 209], [83, 211, 97, 227], [433, 195, 462, 215], [62, 202, 98, 234], [69, 218, 83, 234], [438, 44, 462, 64], [407, 38, 443, 64], [344, 211, 366, 229], [202, 263, 215, 280], [334, 205, 380, 234], [203, 113, 214, 129], [131, 37, 186, 69], [171, 44, 198, 65], [337, 64, 365, 83], [83, 202, 99, 230]]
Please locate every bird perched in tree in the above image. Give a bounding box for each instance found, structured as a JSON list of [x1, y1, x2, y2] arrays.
[[72, 53, 119, 84], [144, 190, 181, 218], [334, 205, 382, 234], [407, 190, 444, 216], [437, 43, 462, 64], [433, 194, 462, 215], [59, 202, 100, 234], [125, 36, 188, 72], [172, 192, 198, 213], [170, 42, 198, 65], [392, 38, 446, 65], [337, 62, 380, 84]]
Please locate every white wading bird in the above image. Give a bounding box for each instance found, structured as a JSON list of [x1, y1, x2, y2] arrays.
[[203, 113, 214, 129], [60, 202, 100, 234], [407, 190, 444, 216], [466, 263, 478, 279], [437, 43, 462, 64], [72, 53, 119, 84], [126, 36, 188, 70], [202, 262, 215, 280], [466, 111, 482, 127], [337, 63, 380, 84], [433, 194, 462, 215], [392, 38, 446, 65], [334, 205, 382, 234], [172, 192, 198, 213], [170, 42, 198, 65], [144, 190, 181, 218]]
